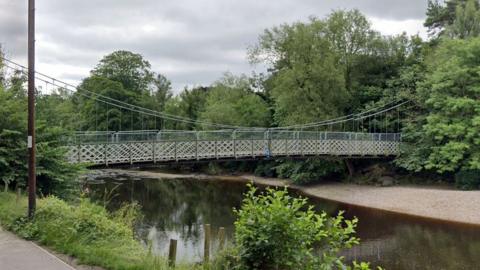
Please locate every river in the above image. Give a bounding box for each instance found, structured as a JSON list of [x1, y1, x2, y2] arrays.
[[86, 170, 480, 270]]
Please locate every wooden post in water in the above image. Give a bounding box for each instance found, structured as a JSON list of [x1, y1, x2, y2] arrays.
[[204, 224, 211, 266], [168, 239, 177, 268], [217, 227, 225, 251]]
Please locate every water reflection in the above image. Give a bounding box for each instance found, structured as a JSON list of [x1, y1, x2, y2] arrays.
[[87, 171, 480, 269], [88, 173, 245, 261]]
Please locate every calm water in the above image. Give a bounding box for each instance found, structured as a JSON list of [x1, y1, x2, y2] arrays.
[[86, 170, 480, 270]]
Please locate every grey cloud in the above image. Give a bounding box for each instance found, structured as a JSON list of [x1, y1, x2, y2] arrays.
[[1, 0, 428, 93]]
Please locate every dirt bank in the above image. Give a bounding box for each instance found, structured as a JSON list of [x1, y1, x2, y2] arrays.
[[105, 169, 480, 226]]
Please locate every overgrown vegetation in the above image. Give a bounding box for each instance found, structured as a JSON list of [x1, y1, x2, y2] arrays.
[[0, 192, 197, 270], [228, 184, 378, 270]]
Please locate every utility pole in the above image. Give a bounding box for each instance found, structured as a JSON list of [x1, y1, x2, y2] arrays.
[[27, 0, 36, 218]]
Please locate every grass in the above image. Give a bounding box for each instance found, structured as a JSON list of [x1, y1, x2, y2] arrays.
[[0, 191, 202, 270]]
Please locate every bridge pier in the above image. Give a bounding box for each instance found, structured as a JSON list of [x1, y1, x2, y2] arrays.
[[345, 159, 355, 177]]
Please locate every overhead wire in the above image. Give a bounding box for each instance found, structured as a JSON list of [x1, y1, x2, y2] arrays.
[[1, 56, 411, 131]]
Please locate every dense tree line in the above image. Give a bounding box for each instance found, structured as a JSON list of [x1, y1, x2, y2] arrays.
[[2, 1, 480, 191]]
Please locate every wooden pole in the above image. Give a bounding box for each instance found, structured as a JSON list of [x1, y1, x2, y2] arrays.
[[168, 239, 177, 268], [204, 224, 211, 265], [217, 227, 225, 251], [27, 0, 36, 219]]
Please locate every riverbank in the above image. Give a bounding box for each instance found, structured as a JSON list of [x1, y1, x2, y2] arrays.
[[114, 169, 480, 226]]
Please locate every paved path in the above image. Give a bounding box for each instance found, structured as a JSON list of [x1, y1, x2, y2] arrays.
[[0, 227, 76, 270]]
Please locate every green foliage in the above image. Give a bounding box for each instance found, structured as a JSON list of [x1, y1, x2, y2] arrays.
[[164, 86, 210, 130], [455, 170, 480, 190], [0, 192, 196, 270], [398, 38, 480, 174], [253, 161, 277, 177], [0, 73, 83, 197], [233, 184, 374, 270], [425, 0, 480, 39], [199, 73, 271, 128], [274, 158, 344, 184], [251, 18, 348, 125], [251, 9, 418, 126], [91, 50, 155, 95], [448, 0, 480, 38], [78, 50, 173, 131]]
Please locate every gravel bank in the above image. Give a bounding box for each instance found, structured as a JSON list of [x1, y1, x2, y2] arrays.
[[107, 169, 480, 226]]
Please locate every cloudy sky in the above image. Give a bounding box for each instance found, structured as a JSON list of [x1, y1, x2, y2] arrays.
[[0, 0, 428, 93]]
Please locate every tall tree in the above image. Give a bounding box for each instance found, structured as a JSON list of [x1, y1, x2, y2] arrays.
[[448, 0, 480, 38], [163, 86, 210, 130], [250, 19, 348, 126], [397, 38, 480, 173], [425, 0, 480, 39], [78, 50, 173, 131], [199, 73, 271, 128], [91, 50, 154, 94]]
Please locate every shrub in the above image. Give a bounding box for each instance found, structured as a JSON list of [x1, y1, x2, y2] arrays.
[[274, 158, 344, 184], [233, 184, 375, 270], [455, 170, 480, 190]]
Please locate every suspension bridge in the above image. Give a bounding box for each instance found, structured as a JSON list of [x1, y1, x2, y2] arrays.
[[2, 57, 407, 166]]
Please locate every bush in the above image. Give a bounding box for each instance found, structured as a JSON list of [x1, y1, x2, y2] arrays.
[[253, 161, 277, 177], [455, 170, 480, 190], [233, 184, 375, 270], [274, 158, 344, 184]]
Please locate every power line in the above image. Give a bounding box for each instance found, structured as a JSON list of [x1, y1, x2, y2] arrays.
[[1, 56, 411, 131]]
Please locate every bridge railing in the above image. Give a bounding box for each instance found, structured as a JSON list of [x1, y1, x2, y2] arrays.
[[65, 130, 401, 165], [67, 130, 402, 144]]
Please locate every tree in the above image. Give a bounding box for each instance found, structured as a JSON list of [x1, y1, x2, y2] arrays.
[[75, 76, 135, 131], [448, 0, 480, 38], [251, 20, 348, 126], [425, 0, 480, 39], [397, 38, 480, 173], [163, 86, 210, 130], [199, 73, 271, 128], [91, 50, 154, 95], [77, 51, 174, 131], [0, 65, 83, 197]]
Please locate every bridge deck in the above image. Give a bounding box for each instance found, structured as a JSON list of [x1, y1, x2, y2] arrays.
[[66, 132, 401, 165]]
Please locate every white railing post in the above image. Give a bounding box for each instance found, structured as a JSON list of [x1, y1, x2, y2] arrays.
[[129, 142, 133, 164], [174, 140, 178, 161], [104, 143, 108, 166], [251, 136, 254, 158], [196, 131, 199, 160], [77, 142, 81, 163], [233, 130, 237, 159], [152, 139, 156, 164]]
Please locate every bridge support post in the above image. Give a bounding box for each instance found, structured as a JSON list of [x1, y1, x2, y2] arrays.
[[345, 159, 355, 178], [251, 137, 254, 158], [152, 140, 156, 164], [233, 130, 237, 159], [129, 142, 133, 165], [77, 143, 81, 163], [104, 143, 108, 166], [174, 141, 178, 162], [195, 132, 199, 160]]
